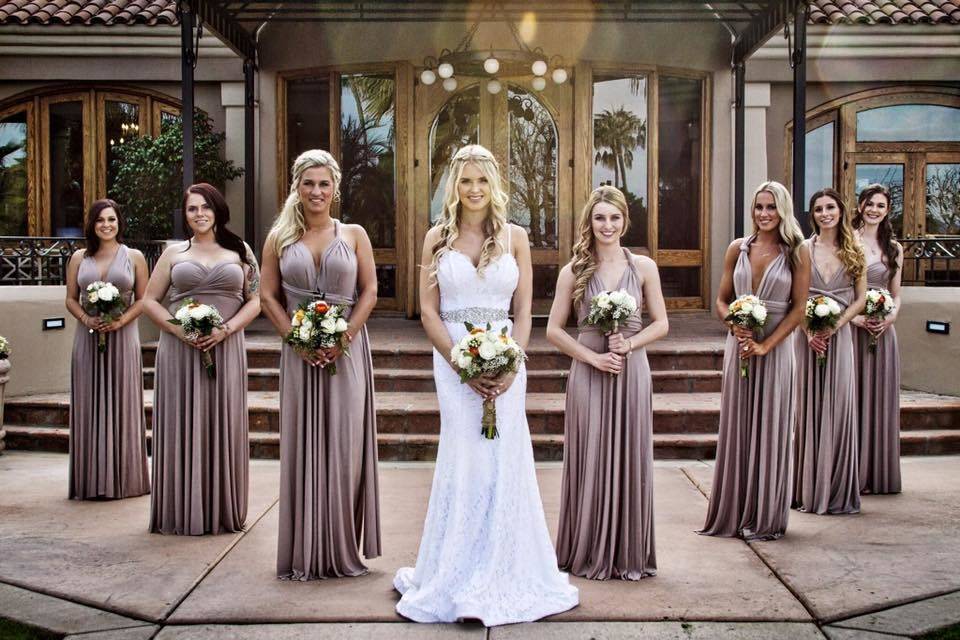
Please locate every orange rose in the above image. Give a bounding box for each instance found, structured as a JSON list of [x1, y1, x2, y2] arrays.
[[314, 301, 329, 314]]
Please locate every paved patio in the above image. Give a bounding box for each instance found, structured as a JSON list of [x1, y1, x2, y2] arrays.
[[0, 452, 958, 639]]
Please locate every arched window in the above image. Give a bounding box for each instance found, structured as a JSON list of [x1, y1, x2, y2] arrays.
[[0, 85, 182, 237], [789, 86, 960, 239]]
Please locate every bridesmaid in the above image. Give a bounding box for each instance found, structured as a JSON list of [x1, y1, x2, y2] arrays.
[[64, 199, 150, 499], [143, 183, 261, 535], [793, 188, 866, 515], [699, 181, 809, 540], [852, 183, 903, 494], [261, 149, 381, 579], [547, 186, 668, 580]]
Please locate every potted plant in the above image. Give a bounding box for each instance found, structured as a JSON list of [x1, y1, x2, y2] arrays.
[[0, 335, 9, 454]]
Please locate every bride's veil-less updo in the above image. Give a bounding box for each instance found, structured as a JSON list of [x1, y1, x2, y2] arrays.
[[426, 144, 510, 286], [269, 149, 342, 256]]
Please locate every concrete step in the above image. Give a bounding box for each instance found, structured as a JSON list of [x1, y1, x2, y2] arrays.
[[6, 426, 960, 461], [141, 367, 724, 394], [139, 339, 726, 372], [7, 389, 959, 439]]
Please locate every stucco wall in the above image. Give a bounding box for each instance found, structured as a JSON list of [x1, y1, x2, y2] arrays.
[[898, 287, 960, 397]]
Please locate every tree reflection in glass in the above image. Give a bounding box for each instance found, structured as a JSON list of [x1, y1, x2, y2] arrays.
[[925, 164, 960, 235], [0, 112, 28, 235], [508, 88, 557, 249], [105, 101, 140, 196], [429, 88, 479, 224], [340, 74, 396, 248]]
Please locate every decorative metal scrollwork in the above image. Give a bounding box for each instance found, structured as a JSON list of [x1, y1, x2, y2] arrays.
[[0, 237, 164, 286]]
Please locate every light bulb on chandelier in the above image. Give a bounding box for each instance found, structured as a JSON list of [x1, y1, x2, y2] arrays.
[[442, 77, 458, 92], [438, 62, 455, 79], [531, 59, 548, 77], [531, 76, 547, 91], [483, 55, 500, 75], [552, 68, 568, 84], [486, 79, 502, 95], [420, 69, 437, 85]]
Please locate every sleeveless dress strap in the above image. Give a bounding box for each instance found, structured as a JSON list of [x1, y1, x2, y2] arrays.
[[623, 247, 642, 285]]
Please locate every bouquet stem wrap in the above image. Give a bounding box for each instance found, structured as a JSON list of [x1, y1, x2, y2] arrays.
[[83, 281, 128, 354], [481, 399, 498, 439], [167, 298, 224, 379]]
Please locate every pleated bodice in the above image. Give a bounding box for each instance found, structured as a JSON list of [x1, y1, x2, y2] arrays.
[[77, 244, 135, 306], [168, 260, 245, 320], [279, 222, 359, 315], [733, 236, 793, 335]]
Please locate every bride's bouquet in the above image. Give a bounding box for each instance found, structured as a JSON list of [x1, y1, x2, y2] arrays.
[[584, 289, 638, 334], [725, 294, 768, 378], [450, 322, 527, 440], [864, 288, 896, 353], [168, 298, 224, 378], [285, 298, 351, 375], [804, 294, 843, 368], [82, 281, 128, 353]]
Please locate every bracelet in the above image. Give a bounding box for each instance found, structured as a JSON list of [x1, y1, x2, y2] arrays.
[[221, 322, 232, 336]]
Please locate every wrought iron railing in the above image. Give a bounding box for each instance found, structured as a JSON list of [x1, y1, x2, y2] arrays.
[[0, 237, 165, 286], [901, 236, 960, 287]]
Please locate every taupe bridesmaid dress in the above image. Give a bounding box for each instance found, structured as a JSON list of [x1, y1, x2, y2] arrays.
[[856, 260, 901, 494], [276, 220, 381, 579], [149, 259, 249, 535], [699, 235, 795, 540], [557, 249, 656, 580], [792, 242, 860, 515], [69, 244, 150, 499]]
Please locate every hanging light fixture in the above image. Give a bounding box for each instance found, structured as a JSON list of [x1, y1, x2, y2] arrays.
[[418, 20, 567, 93]]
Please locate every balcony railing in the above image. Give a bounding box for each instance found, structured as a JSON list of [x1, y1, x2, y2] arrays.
[[0, 237, 165, 286], [901, 236, 960, 287]]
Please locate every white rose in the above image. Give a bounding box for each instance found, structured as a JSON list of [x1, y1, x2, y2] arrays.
[[478, 340, 497, 360], [828, 299, 842, 314], [741, 302, 754, 315], [751, 306, 767, 323], [298, 326, 311, 341], [493, 338, 509, 354], [320, 317, 337, 333], [98, 287, 115, 302], [814, 303, 831, 318], [188, 305, 208, 321], [175, 306, 190, 322], [302, 319, 313, 330], [457, 353, 473, 369], [88, 291, 100, 304], [335, 318, 349, 333]]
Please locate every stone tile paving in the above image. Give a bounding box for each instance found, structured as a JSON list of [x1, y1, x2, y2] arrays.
[[1, 452, 959, 638]]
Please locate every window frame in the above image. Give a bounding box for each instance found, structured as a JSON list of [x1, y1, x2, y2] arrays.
[[0, 100, 38, 235]]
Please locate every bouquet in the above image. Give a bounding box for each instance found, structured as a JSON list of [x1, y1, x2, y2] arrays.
[[450, 322, 527, 440], [168, 298, 224, 378], [82, 281, 128, 353], [0, 335, 9, 360], [285, 298, 351, 375], [584, 289, 639, 334], [804, 295, 843, 368], [725, 294, 768, 378], [864, 288, 896, 352]]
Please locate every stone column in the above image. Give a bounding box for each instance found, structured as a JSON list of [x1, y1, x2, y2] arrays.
[[742, 82, 770, 234], [220, 82, 258, 242]]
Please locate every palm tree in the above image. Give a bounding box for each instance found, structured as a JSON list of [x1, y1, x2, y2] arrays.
[[593, 107, 646, 190]]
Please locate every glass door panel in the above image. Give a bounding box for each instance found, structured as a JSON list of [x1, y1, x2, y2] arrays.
[[428, 87, 480, 225], [0, 110, 29, 236], [924, 163, 960, 235], [48, 100, 86, 236], [855, 163, 905, 238]]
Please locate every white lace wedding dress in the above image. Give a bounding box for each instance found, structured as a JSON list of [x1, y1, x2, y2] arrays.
[[394, 237, 579, 626]]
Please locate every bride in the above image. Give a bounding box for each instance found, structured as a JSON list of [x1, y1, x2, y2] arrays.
[[394, 145, 579, 625]]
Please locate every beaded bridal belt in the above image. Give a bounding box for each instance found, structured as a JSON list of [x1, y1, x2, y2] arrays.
[[439, 307, 509, 324]]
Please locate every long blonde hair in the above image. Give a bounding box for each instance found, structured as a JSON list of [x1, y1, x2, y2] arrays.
[[809, 187, 865, 282], [751, 181, 804, 267], [570, 185, 630, 309], [426, 144, 510, 286], [269, 149, 342, 255]]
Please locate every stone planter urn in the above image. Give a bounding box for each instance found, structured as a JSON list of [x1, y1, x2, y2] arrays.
[[0, 356, 9, 455]]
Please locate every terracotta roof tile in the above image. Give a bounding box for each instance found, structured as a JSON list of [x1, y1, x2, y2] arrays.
[[809, 0, 960, 23], [0, 0, 177, 25]]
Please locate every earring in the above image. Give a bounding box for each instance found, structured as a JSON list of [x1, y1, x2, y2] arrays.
[[333, 190, 341, 202]]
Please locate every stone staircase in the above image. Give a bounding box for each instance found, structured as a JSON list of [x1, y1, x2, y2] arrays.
[[5, 315, 960, 460]]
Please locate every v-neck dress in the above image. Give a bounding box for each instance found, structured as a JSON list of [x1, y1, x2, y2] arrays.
[[276, 220, 381, 579], [149, 258, 249, 535], [855, 259, 901, 494], [699, 235, 796, 540], [556, 249, 656, 580], [69, 244, 150, 499], [792, 241, 860, 514]]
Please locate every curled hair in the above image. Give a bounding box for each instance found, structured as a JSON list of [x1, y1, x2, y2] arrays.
[[809, 188, 865, 282], [426, 144, 510, 286], [84, 198, 125, 257], [853, 183, 899, 277], [270, 149, 343, 256], [570, 186, 630, 309], [751, 181, 804, 267], [182, 183, 252, 268]]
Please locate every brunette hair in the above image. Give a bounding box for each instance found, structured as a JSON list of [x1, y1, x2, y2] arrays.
[[808, 188, 865, 282], [853, 183, 899, 276], [83, 199, 125, 257], [570, 186, 630, 309], [181, 183, 253, 268]]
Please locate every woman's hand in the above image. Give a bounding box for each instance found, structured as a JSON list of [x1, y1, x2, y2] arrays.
[[81, 314, 103, 331], [466, 374, 500, 401], [739, 337, 769, 359], [805, 330, 829, 355], [317, 343, 345, 369], [487, 370, 518, 398], [591, 351, 624, 374], [866, 316, 894, 337], [850, 315, 868, 330], [730, 324, 754, 341], [195, 326, 230, 352], [607, 332, 632, 355], [97, 318, 125, 333]]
